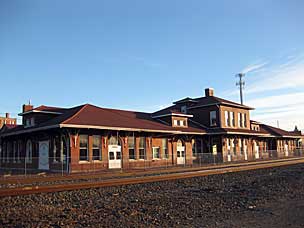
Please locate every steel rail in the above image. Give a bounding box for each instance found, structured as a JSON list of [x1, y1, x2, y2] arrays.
[[1, 158, 304, 197]]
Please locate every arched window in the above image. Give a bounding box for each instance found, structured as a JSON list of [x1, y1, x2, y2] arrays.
[[26, 140, 33, 164], [177, 139, 183, 147], [109, 136, 120, 146]]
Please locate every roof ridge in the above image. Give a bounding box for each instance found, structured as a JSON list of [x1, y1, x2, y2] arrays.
[[61, 104, 89, 124]]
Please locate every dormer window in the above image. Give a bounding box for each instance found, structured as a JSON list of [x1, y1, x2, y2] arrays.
[[173, 119, 186, 127], [210, 111, 217, 126], [30, 118, 35, 126], [181, 106, 187, 114]]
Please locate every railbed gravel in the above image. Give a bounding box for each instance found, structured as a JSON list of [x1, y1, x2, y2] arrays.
[[1, 164, 304, 228]]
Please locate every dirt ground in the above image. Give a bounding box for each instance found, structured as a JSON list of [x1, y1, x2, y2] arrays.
[[1, 163, 304, 228]]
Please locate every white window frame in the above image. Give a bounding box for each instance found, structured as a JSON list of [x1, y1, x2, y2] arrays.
[[210, 111, 217, 126], [152, 147, 161, 159], [230, 112, 234, 127], [225, 111, 229, 127], [79, 135, 89, 162], [92, 135, 101, 161]]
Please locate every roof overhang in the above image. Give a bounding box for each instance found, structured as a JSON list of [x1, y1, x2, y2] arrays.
[[0, 125, 60, 137], [188, 102, 254, 110], [151, 113, 193, 119], [18, 110, 63, 116], [59, 124, 205, 135]]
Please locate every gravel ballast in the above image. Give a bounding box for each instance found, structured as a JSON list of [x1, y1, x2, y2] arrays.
[[1, 164, 304, 228]]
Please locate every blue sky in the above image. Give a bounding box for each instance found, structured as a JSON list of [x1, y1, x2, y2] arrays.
[[1, 0, 304, 130]]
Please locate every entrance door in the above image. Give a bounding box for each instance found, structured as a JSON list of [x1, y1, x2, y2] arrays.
[[108, 145, 122, 169], [244, 144, 248, 161], [39, 141, 49, 170], [284, 143, 289, 156], [254, 141, 259, 159], [177, 146, 185, 165], [227, 139, 232, 162]]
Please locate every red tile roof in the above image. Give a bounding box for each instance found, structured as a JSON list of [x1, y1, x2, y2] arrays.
[[260, 124, 300, 137]]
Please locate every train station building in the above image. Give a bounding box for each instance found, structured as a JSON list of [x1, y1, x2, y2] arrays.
[[0, 88, 301, 173]]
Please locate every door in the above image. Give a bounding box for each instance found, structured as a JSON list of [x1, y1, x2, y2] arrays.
[[244, 144, 248, 161], [108, 145, 122, 169], [177, 146, 185, 165], [227, 139, 232, 162], [284, 143, 289, 156], [254, 141, 259, 159], [39, 141, 49, 170]]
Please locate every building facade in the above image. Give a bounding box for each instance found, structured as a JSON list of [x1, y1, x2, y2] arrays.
[[0, 113, 17, 129], [0, 88, 301, 173]]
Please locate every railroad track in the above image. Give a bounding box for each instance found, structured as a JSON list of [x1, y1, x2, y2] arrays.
[[1, 157, 304, 197]]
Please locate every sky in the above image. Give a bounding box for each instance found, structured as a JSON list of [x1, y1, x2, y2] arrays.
[[0, 0, 303, 130]]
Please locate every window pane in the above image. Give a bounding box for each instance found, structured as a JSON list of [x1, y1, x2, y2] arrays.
[[93, 136, 100, 148], [128, 136, 134, 148], [116, 152, 121, 160], [80, 149, 88, 161], [153, 147, 160, 159], [80, 135, 88, 148], [109, 152, 115, 160], [129, 148, 135, 159], [139, 137, 145, 148], [139, 148, 146, 159]]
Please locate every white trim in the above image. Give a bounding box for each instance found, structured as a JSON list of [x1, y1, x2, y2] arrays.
[[152, 113, 193, 118], [188, 102, 254, 110], [59, 124, 205, 135], [19, 110, 63, 116]]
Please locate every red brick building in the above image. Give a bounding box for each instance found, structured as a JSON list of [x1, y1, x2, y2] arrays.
[[0, 113, 17, 129], [0, 88, 300, 173]]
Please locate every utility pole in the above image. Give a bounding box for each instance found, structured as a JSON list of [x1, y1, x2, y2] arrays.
[[236, 73, 245, 105]]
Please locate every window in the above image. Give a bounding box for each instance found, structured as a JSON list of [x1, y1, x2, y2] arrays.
[[128, 136, 135, 160], [139, 137, 146, 160], [26, 140, 32, 163], [92, 135, 101, 161], [173, 119, 178, 126], [162, 138, 168, 159], [210, 111, 217, 126], [30, 118, 35, 126], [230, 112, 235, 127], [153, 147, 160, 159], [109, 136, 119, 145], [179, 120, 185, 126], [238, 113, 242, 127], [181, 106, 187, 114], [239, 139, 243, 155], [231, 139, 236, 156], [225, 111, 230, 127], [109, 152, 115, 160], [79, 135, 89, 161], [244, 113, 247, 127]]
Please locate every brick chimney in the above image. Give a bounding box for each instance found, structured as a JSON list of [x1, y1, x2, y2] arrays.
[[205, 88, 214, 97], [22, 104, 33, 113], [5, 113, 10, 118]]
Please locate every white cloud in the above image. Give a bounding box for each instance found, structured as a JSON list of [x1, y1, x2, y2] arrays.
[[244, 53, 304, 131], [241, 61, 268, 74]]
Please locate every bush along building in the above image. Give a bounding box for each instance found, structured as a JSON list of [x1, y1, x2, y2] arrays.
[[0, 88, 301, 173]]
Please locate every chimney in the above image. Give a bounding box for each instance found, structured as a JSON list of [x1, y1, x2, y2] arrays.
[[205, 88, 214, 97], [5, 113, 10, 118], [22, 104, 33, 113]]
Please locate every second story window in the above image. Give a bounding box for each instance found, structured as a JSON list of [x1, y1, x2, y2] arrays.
[[79, 135, 89, 161], [230, 112, 235, 127], [210, 111, 217, 126], [225, 111, 230, 127], [244, 113, 247, 127]]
